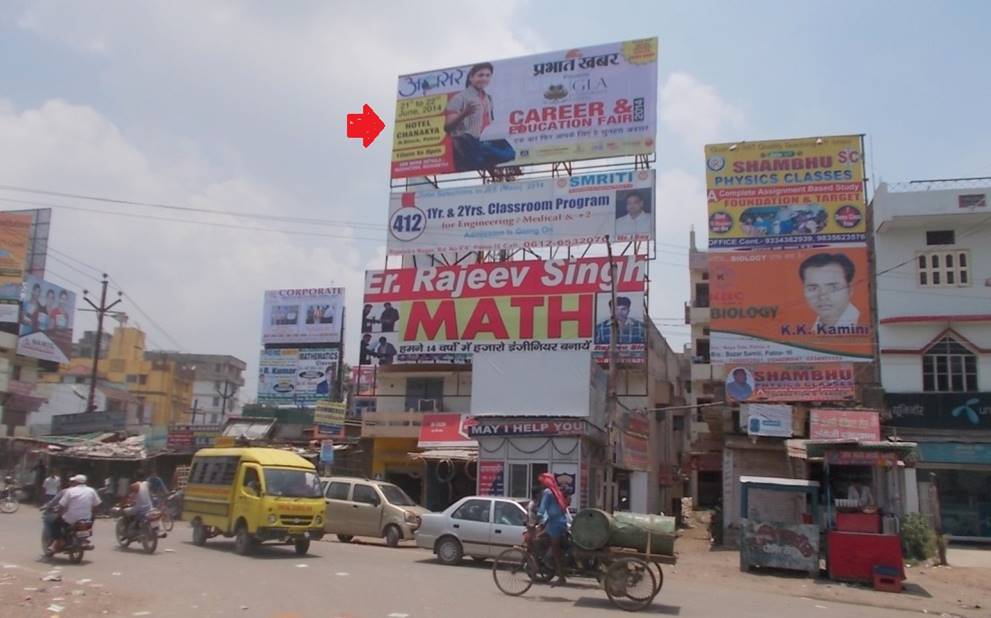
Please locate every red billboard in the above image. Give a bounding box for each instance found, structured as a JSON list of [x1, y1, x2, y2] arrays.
[[417, 413, 477, 448]]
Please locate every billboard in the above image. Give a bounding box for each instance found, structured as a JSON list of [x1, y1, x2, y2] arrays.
[[362, 256, 646, 365], [741, 404, 793, 437], [418, 413, 477, 448], [810, 409, 880, 441], [391, 38, 658, 179], [705, 135, 865, 250], [724, 363, 856, 403], [0, 212, 32, 327], [17, 276, 76, 363], [257, 348, 339, 406], [314, 401, 347, 439], [709, 247, 872, 363], [387, 170, 655, 255], [261, 288, 344, 345]]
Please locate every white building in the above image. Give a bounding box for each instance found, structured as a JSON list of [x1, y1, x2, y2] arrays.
[[148, 353, 246, 425], [873, 180, 991, 540]]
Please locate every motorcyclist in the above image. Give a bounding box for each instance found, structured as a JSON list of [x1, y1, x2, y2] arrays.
[[536, 472, 570, 587], [51, 475, 99, 553], [122, 474, 154, 530]]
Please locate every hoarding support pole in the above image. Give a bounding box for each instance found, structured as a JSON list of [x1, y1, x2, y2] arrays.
[[81, 274, 122, 413], [605, 238, 620, 513]]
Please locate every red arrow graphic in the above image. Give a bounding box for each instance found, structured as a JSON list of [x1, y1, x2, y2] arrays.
[[346, 104, 385, 148]]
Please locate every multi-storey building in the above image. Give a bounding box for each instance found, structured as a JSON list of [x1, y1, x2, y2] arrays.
[[146, 353, 245, 425], [874, 179, 991, 541]]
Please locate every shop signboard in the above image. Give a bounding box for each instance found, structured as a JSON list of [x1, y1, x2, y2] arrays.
[[17, 276, 76, 363], [825, 450, 899, 466], [320, 440, 335, 465], [468, 418, 589, 438], [51, 410, 126, 435], [478, 461, 505, 496], [724, 363, 856, 402], [742, 404, 793, 437], [387, 170, 655, 256], [810, 409, 880, 441], [314, 401, 347, 439], [616, 409, 650, 471], [917, 442, 991, 465], [709, 247, 873, 363], [0, 212, 32, 328], [705, 135, 865, 250], [257, 348, 339, 407], [363, 256, 646, 365], [166, 424, 222, 449], [884, 392, 991, 430], [418, 413, 477, 448], [391, 38, 658, 179], [261, 287, 344, 345]]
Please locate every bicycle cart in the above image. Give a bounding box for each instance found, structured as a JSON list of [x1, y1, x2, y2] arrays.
[[493, 528, 676, 612]]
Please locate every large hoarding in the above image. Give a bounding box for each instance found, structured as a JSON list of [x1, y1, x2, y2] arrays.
[[388, 170, 655, 255], [705, 135, 865, 250], [709, 247, 873, 363], [391, 38, 658, 179], [261, 288, 344, 346], [724, 363, 856, 403], [0, 212, 32, 327], [257, 348, 339, 407], [362, 256, 646, 365], [17, 276, 76, 363]]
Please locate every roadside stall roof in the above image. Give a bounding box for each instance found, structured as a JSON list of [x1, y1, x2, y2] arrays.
[[786, 439, 918, 461], [739, 476, 820, 488], [408, 448, 478, 462]]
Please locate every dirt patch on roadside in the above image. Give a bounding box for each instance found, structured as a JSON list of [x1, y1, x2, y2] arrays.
[[0, 563, 133, 617]]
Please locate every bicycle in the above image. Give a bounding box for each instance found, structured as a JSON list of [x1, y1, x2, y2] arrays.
[[1, 484, 22, 514]]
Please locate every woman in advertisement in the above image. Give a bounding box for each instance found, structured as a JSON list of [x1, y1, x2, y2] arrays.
[[444, 62, 515, 171]]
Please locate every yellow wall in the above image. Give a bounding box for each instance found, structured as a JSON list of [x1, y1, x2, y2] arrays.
[[371, 437, 420, 476]]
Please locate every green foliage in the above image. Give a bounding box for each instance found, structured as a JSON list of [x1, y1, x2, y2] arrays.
[[900, 513, 936, 561]]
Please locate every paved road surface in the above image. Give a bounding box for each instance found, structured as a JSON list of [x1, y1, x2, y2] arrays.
[[0, 509, 915, 617]]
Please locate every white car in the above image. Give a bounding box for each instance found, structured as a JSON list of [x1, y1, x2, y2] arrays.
[[415, 496, 528, 565]]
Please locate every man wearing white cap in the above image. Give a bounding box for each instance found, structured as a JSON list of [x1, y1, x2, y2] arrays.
[[50, 475, 100, 552]]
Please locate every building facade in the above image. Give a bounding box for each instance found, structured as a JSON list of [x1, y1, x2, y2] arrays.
[[874, 180, 991, 540], [147, 353, 245, 425]]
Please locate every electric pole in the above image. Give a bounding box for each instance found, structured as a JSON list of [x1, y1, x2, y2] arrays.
[[605, 237, 620, 513], [216, 380, 238, 424], [81, 274, 122, 413]]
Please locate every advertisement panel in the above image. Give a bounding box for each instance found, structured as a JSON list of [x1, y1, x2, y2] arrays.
[[705, 135, 865, 250], [742, 404, 793, 437], [478, 461, 505, 496], [0, 212, 32, 327], [362, 256, 646, 365], [166, 425, 222, 450], [810, 409, 880, 441], [388, 170, 655, 255], [709, 247, 872, 363], [257, 348, 339, 406], [391, 38, 658, 179], [417, 413, 477, 448], [724, 363, 856, 402], [17, 276, 76, 363], [314, 401, 347, 439], [884, 392, 991, 430], [261, 288, 344, 345], [351, 365, 377, 396]]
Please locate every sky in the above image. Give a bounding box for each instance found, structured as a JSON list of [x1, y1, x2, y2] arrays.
[[1, 0, 989, 402]]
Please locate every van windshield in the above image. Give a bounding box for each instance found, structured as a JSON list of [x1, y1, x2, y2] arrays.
[[263, 469, 322, 498], [380, 484, 417, 506]]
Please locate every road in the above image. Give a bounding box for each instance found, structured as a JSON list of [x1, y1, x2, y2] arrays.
[[0, 508, 917, 618]]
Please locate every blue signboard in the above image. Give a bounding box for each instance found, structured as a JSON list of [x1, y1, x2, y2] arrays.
[[918, 442, 991, 465]]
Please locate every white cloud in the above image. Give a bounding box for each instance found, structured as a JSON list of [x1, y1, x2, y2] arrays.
[[661, 71, 745, 152]]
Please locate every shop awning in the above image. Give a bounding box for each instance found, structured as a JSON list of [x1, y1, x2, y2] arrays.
[[408, 448, 478, 462], [787, 439, 918, 461]]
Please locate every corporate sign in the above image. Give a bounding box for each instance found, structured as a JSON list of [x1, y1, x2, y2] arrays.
[[724, 363, 856, 403], [362, 256, 646, 365], [742, 404, 793, 437], [257, 348, 338, 407], [467, 418, 589, 438], [391, 38, 658, 178], [17, 276, 76, 363], [0, 212, 32, 328], [418, 413, 477, 448], [709, 247, 872, 363], [705, 136, 865, 250], [261, 287, 344, 346], [884, 393, 991, 429], [387, 170, 655, 255]]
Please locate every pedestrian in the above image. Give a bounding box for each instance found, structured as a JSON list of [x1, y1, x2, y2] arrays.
[[42, 471, 61, 505]]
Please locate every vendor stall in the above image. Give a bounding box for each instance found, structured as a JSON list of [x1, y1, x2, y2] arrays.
[[738, 476, 820, 576]]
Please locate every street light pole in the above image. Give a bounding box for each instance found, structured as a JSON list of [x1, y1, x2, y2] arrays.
[[604, 238, 620, 513], [81, 274, 122, 413]]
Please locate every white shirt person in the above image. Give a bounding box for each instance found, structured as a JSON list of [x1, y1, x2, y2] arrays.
[[614, 193, 652, 240]]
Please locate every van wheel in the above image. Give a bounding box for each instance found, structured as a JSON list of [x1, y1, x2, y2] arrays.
[[192, 520, 207, 546], [385, 525, 402, 548], [294, 538, 311, 555], [234, 524, 254, 556], [436, 536, 463, 565], [336, 535, 353, 543]]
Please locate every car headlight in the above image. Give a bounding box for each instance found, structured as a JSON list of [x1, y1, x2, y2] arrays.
[[405, 512, 420, 528], [268, 514, 278, 525]]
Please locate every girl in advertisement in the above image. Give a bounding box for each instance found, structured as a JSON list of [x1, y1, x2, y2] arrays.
[[444, 62, 516, 171]]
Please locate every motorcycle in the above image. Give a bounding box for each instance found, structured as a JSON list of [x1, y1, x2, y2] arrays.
[[41, 512, 94, 564], [1, 482, 21, 514], [112, 506, 166, 554]]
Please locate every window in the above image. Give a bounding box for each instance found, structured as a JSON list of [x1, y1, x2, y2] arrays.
[[494, 501, 527, 527], [126, 374, 138, 384], [242, 467, 260, 493], [352, 484, 380, 505], [213, 397, 221, 407], [926, 230, 955, 246], [695, 283, 710, 308], [139, 375, 147, 385], [917, 250, 970, 287], [452, 499, 491, 523], [508, 462, 549, 499], [325, 481, 351, 501], [958, 194, 987, 209], [923, 335, 977, 392], [404, 378, 444, 411]]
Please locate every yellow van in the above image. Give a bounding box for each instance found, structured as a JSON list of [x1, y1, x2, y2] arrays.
[[183, 447, 325, 555]]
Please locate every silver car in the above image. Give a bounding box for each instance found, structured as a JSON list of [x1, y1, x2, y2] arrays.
[[415, 496, 529, 565]]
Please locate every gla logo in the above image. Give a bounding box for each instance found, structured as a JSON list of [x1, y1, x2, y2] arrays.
[[707, 155, 726, 172], [951, 398, 985, 425]]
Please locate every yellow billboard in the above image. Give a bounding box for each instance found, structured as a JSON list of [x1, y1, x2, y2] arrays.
[[0, 212, 32, 327]]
